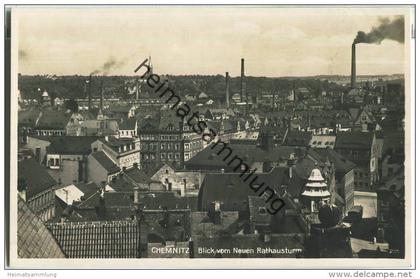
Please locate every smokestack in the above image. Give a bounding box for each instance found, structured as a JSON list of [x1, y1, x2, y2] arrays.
[[351, 43, 356, 89], [100, 81, 104, 112], [88, 75, 92, 111], [136, 79, 140, 101], [225, 72, 230, 109], [240, 58, 245, 102]]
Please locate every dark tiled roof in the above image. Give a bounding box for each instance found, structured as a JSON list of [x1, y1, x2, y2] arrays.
[[335, 132, 374, 150], [248, 196, 272, 226], [191, 211, 240, 237], [119, 118, 137, 130], [283, 130, 312, 146], [47, 220, 140, 258], [185, 143, 295, 171], [35, 110, 71, 130], [140, 192, 197, 211], [18, 109, 41, 127], [91, 151, 120, 173], [18, 198, 65, 258], [198, 167, 290, 211], [47, 136, 98, 155], [312, 148, 356, 175], [18, 158, 56, 199]]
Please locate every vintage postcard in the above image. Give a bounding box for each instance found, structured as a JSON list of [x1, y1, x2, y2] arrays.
[[6, 5, 415, 269]]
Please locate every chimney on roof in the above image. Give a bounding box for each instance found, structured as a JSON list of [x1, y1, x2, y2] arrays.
[[225, 72, 230, 109], [188, 237, 194, 258], [208, 201, 222, 225], [263, 233, 271, 243], [287, 153, 297, 179]]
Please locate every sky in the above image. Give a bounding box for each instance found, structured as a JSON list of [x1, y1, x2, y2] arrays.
[[15, 6, 410, 77]]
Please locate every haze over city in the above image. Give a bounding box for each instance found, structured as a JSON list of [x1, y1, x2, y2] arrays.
[[16, 6, 406, 77]]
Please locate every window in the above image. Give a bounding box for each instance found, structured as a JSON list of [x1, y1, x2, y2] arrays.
[[161, 153, 166, 159], [160, 143, 165, 150], [168, 153, 173, 160]]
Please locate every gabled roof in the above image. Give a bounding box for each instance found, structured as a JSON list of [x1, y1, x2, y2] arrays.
[[91, 151, 120, 173], [18, 109, 41, 127], [335, 132, 374, 150], [18, 158, 56, 199], [185, 142, 296, 171], [198, 167, 291, 211], [311, 148, 356, 175], [18, 198, 65, 258], [283, 130, 312, 146], [35, 110, 71, 130], [47, 136, 98, 155]]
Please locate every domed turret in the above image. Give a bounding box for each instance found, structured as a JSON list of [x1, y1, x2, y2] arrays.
[[301, 168, 331, 213]]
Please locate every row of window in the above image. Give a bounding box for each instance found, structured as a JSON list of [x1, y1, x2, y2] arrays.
[[161, 143, 180, 150], [119, 130, 136, 137], [184, 140, 202, 151], [118, 143, 137, 153], [36, 130, 65, 136], [161, 153, 181, 160], [139, 134, 181, 141]]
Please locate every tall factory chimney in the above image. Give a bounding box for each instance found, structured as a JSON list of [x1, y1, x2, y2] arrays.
[[351, 43, 356, 89], [88, 75, 92, 111], [100, 81, 104, 112], [225, 72, 230, 108], [136, 79, 140, 100], [240, 58, 245, 102]]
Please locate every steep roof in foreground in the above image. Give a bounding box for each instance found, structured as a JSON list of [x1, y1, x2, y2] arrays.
[[47, 220, 140, 258], [18, 198, 65, 258]]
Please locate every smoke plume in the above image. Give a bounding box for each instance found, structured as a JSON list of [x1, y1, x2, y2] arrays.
[[353, 15, 404, 44], [90, 57, 125, 76]]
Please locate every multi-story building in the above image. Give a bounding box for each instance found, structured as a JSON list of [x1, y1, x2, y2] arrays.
[[91, 136, 140, 170], [334, 132, 380, 191], [138, 111, 184, 168]]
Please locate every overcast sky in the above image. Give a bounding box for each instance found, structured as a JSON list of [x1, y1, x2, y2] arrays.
[[15, 6, 410, 77]]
